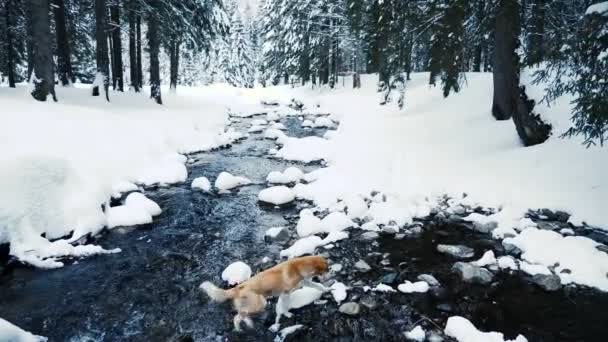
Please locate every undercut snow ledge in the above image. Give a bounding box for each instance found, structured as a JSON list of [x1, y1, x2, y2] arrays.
[[0, 317, 48, 342], [445, 316, 528, 342]]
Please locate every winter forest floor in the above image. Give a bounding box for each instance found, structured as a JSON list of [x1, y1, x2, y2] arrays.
[[1, 73, 608, 341]]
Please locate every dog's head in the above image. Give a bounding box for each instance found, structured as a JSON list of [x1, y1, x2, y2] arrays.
[[311, 256, 329, 275]]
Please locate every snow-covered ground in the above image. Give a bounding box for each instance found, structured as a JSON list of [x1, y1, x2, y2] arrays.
[[0, 83, 264, 267]]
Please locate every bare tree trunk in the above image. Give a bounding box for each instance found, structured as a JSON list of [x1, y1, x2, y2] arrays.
[[53, 0, 74, 85], [110, 1, 124, 91], [4, 0, 16, 87], [147, 1, 162, 104], [128, 0, 139, 91], [169, 37, 180, 92], [136, 13, 142, 90], [491, 0, 519, 120], [27, 0, 56, 101], [108, 35, 115, 88], [93, 0, 110, 100]]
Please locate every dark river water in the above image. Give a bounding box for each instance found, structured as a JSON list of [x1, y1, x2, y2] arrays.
[[1, 111, 607, 342]]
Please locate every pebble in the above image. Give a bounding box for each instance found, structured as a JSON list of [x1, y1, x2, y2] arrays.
[[417, 274, 440, 287], [338, 302, 361, 316], [354, 260, 372, 272], [452, 262, 494, 285], [531, 273, 562, 291], [437, 244, 475, 259]]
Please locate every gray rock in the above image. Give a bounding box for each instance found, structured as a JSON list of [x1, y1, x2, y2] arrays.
[[452, 205, 466, 215], [452, 262, 494, 285], [382, 272, 399, 285], [437, 244, 475, 259], [380, 259, 391, 266], [472, 221, 498, 233], [436, 303, 454, 313], [354, 260, 372, 272], [417, 274, 440, 287], [531, 274, 562, 291], [264, 227, 290, 243], [555, 210, 570, 223], [383, 225, 399, 234], [339, 302, 361, 316], [503, 242, 522, 256], [360, 232, 379, 240], [359, 295, 378, 310], [447, 214, 463, 223], [538, 221, 558, 231], [395, 233, 406, 239]]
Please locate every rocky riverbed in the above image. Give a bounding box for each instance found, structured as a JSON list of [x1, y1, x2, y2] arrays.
[[1, 104, 607, 342]]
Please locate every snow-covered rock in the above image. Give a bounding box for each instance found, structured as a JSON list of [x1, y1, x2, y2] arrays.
[[343, 195, 368, 219], [221, 261, 252, 285], [397, 281, 429, 293], [275, 136, 330, 163], [320, 231, 349, 245], [471, 250, 497, 267], [248, 125, 266, 133], [106, 204, 153, 228], [125, 192, 162, 217], [251, 119, 268, 126], [445, 316, 528, 342], [264, 128, 288, 141], [313, 117, 334, 128], [267, 167, 304, 184], [0, 318, 47, 342], [452, 262, 494, 285], [215, 172, 251, 191], [280, 236, 323, 258], [191, 176, 211, 192], [296, 209, 323, 237], [270, 122, 287, 130], [404, 326, 426, 341], [497, 256, 519, 270], [301, 119, 313, 128], [330, 282, 348, 303], [504, 227, 608, 291], [288, 287, 323, 309], [274, 325, 304, 342], [258, 186, 296, 205], [338, 302, 360, 316], [320, 212, 355, 232], [373, 283, 396, 292]]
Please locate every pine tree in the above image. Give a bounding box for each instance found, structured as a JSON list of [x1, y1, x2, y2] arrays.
[[147, 0, 162, 104], [1, 0, 27, 87], [109, 0, 124, 91], [227, 12, 255, 87]]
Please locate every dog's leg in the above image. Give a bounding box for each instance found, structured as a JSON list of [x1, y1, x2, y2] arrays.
[[270, 292, 292, 332], [233, 314, 243, 332], [243, 316, 254, 329]]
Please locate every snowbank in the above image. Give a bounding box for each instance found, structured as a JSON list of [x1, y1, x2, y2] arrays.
[[0, 317, 48, 342], [0, 83, 255, 267]]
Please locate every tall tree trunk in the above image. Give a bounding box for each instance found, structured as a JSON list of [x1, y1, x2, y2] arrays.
[[491, 0, 519, 120], [128, 0, 139, 91], [4, 0, 16, 87], [25, 3, 34, 81], [136, 13, 142, 90], [147, 2, 161, 104], [52, 0, 74, 85], [27, 0, 56, 101], [169, 37, 180, 92], [93, 0, 110, 101], [110, 1, 124, 91], [108, 35, 115, 88]]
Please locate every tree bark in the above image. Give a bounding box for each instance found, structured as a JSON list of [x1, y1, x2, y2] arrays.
[[491, 0, 519, 120], [27, 0, 56, 101], [110, 1, 124, 91], [128, 0, 139, 91], [169, 37, 180, 92], [136, 13, 142, 90], [4, 0, 16, 87], [147, 1, 161, 104], [93, 0, 110, 100], [24, 3, 34, 81], [52, 0, 74, 86]]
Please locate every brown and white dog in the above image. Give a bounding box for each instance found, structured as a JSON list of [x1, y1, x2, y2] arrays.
[[200, 255, 329, 331]]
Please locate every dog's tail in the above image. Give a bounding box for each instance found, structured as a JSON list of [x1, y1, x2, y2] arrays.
[[200, 281, 236, 303]]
